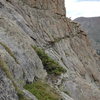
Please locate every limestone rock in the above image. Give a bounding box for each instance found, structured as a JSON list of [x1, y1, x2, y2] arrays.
[[0, 69, 18, 100], [0, 0, 100, 100]]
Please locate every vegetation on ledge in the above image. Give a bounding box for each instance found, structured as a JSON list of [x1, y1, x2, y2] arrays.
[[32, 46, 66, 75], [0, 42, 19, 64], [0, 57, 28, 100], [24, 80, 60, 100], [0, 56, 13, 81]]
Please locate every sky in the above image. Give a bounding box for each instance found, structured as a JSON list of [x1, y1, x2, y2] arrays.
[[65, 0, 100, 19]]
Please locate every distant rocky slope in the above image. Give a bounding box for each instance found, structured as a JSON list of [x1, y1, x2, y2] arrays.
[[74, 17, 100, 55], [0, 0, 100, 100]]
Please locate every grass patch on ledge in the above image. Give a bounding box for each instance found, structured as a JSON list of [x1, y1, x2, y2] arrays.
[[0, 57, 29, 100], [0, 42, 19, 64], [31, 46, 66, 76], [0, 56, 13, 80], [24, 80, 60, 100]]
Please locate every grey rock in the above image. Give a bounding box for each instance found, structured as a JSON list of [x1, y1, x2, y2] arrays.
[[0, 0, 100, 100], [23, 89, 38, 100], [0, 69, 18, 100], [74, 17, 100, 55], [61, 92, 74, 100]]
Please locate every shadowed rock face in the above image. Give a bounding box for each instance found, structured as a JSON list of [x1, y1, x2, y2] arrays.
[[0, 0, 100, 100], [74, 17, 100, 55]]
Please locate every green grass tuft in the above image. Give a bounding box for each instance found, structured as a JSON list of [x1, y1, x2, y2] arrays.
[[0, 57, 29, 100], [0, 42, 19, 64], [32, 46, 66, 75], [24, 81, 60, 100], [0, 57, 13, 81]]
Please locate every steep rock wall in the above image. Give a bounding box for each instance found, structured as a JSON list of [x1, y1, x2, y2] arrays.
[[0, 0, 100, 100]]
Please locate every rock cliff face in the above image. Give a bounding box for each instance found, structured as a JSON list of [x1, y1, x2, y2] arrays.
[[0, 0, 100, 100], [74, 17, 100, 55]]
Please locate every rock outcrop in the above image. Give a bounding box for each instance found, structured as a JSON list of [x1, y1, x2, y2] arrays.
[[74, 17, 100, 55], [0, 0, 100, 100]]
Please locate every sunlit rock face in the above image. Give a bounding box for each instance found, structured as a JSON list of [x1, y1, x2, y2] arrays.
[[74, 17, 100, 55], [6, 0, 66, 15], [0, 0, 100, 100]]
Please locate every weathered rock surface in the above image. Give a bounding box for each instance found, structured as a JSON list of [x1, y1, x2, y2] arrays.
[[0, 69, 18, 100], [74, 17, 100, 55], [0, 0, 100, 100]]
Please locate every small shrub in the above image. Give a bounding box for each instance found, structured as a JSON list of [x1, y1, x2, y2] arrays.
[[31, 46, 66, 75], [24, 81, 60, 100], [0, 42, 19, 64]]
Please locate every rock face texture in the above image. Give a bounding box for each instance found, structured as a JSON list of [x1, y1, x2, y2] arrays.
[[0, 0, 100, 100], [74, 17, 100, 55], [0, 69, 18, 100]]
